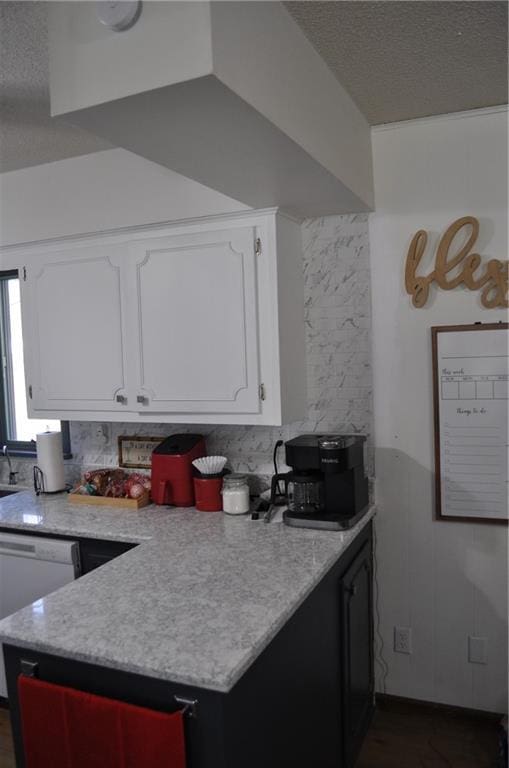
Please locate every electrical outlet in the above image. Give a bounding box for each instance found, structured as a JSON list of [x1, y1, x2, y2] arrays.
[[95, 424, 109, 443], [468, 636, 487, 664], [394, 626, 412, 654]]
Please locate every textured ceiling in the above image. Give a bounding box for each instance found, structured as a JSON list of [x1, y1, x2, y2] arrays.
[[0, 1, 507, 173], [286, 1, 508, 124], [0, 2, 111, 173]]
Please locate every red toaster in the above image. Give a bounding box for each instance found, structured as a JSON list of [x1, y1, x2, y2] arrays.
[[151, 434, 206, 506]]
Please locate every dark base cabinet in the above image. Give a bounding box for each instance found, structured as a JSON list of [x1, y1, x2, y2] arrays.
[[340, 538, 374, 766], [4, 522, 374, 768], [78, 537, 137, 574]]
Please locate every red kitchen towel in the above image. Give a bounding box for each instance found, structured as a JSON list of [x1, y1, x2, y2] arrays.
[[18, 675, 186, 768]]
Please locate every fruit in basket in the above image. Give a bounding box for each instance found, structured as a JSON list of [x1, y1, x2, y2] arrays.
[[75, 468, 150, 499], [128, 472, 151, 491], [128, 482, 145, 499], [75, 483, 97, 496], [104, 481, 125, 498], [93, 474, 109, 495]]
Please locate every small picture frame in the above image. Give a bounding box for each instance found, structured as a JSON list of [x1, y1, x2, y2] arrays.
[[118, 436, 162, 469]]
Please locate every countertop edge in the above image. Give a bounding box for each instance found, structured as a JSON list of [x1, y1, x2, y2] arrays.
[[0, 493, 376, 693]]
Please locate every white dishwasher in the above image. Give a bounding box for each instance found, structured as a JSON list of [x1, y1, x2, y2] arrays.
[[0, 532, 80, 698]]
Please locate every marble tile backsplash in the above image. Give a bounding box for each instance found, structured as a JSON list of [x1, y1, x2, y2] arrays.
[[1, 214, 373, 493]]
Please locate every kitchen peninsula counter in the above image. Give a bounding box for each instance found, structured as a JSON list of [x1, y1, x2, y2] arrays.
[[0, 490, 374, 693], [1, 491, 375, 768]]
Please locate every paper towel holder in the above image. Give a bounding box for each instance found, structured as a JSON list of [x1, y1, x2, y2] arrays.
[[33, 430, 67, 495], [33, 465, 45, 495], [33, 465, 67, 495]]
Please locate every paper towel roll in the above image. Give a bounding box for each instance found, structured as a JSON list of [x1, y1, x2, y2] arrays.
[[36, 431, 65, 493]]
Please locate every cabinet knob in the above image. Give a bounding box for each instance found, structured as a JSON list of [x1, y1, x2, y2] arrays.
[[116, 394, 127, 405], [345, 584, 357, 597], [137, 395, 148, 405]]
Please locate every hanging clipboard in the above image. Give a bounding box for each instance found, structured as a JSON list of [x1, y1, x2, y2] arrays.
[[431, 323, 509, 523]]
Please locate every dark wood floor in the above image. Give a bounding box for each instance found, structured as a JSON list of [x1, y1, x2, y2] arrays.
[[0, 707, 14, 768], [0, 697, 503, 767], [357, 697, 503, 768]]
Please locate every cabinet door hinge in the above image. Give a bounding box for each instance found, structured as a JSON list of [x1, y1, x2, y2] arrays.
[[255, 238, 262, 256], [23, 266, 27, 281], [259, 383, 266, 401], [28, 385, 33, 399]]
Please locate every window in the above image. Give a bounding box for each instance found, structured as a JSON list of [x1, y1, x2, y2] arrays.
[[0, 270, 71, 457]]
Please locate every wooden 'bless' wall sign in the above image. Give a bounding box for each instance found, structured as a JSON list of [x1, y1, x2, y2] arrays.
[[405, 216, 508, 309]]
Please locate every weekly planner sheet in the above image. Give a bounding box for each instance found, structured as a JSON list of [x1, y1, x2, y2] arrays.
[[434, 325, 508, 522]]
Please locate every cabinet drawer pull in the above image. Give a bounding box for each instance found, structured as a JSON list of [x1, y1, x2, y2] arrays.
[[116, 395, 127, 405], [20, 659, 39, 678], [137, 395, 148, 405]]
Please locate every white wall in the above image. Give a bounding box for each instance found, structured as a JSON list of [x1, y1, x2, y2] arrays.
[[0, 148, 247, 249], [369, 106, 508, 712]]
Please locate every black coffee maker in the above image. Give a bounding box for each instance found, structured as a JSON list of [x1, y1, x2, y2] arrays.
[[271, 435, 369, 530]]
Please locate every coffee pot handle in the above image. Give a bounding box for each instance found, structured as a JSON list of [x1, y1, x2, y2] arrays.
[[270, 472, 290, 505]]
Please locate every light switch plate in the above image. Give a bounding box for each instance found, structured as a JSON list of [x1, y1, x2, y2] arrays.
[[394, 626, 412, 654], [468, 636, 487, 664]]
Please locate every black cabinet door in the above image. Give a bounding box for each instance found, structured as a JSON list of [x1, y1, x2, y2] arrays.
[[340, 540, 374, 768]]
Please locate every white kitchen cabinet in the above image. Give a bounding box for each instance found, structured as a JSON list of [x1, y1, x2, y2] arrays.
[[127, 226, 260, 414], [19, 241, 131, 413], [5, 209, 306, 425]]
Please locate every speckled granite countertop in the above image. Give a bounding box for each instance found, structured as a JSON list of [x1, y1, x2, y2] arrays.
[[0, 491, 375, 693]]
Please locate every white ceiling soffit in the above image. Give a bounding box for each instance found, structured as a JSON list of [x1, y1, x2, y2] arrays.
[[286, 0, 508, 125], [0, 1, 111, 173], [47, 1, 374, 217], [2, 1, 507, 176]]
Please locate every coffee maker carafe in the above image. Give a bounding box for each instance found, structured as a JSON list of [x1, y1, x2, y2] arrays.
[[271, 435, 369, 530], [272, 471, 325, 515], [287, 472, 324, 514]]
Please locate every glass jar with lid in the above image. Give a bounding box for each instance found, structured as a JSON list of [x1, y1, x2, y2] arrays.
[[221, 474, 250, 515]]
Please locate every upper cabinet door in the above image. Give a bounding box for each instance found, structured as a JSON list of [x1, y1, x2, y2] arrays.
[[22, 243, 131, 412], [128, 226, 261, 414]]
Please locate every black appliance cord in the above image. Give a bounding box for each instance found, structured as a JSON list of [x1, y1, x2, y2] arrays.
[[273, 440, 284, 496]]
